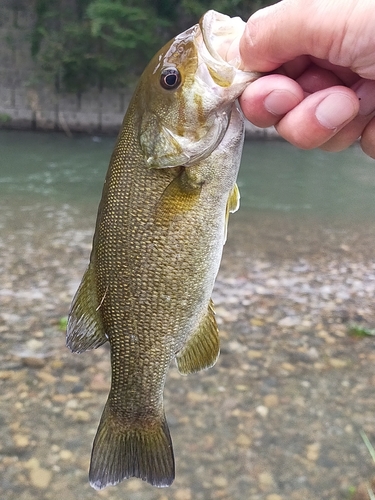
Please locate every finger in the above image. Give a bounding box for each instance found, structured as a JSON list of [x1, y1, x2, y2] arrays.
[[275, 87, 359, 149], [238, 0, 361, 73], [360, 117, 375, 158], [319, 114, 374, 152], [309, 57, 360, 87], [239, 74, 304, 128], [296, 65, 344, 93], [352, 79, 375, 116], [320, 79, 375, 152]]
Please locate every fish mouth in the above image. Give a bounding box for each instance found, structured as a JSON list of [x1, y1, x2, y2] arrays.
[[200, 10, 244, 66], [198, 10, 259, 87]]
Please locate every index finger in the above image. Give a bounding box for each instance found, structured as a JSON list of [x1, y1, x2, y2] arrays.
[[239, 0, 349, 72]]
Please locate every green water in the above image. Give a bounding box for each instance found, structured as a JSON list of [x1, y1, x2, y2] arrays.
[[1, 129, 374, 223]]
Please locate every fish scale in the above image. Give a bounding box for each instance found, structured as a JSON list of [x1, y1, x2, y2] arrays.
[[66, 9, 259, 490]]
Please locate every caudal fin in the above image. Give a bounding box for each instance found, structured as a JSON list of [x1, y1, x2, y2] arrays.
[[89, 401, 175, 489]]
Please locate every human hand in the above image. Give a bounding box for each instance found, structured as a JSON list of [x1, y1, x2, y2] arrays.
[[227, 0, 375, 158]]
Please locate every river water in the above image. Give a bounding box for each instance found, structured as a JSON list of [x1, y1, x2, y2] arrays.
[[2, 130, 375, 220], [1, 129, 375, 500]]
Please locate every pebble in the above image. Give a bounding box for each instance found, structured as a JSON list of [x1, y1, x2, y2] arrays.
[[36, 371, 57, 384], [247, 349, 263, 359], [187, 391, 207, 403], [235, 384, 248, 391], [213, 476, 228, 488], [258, 471, 275, 490], [13, 434, 30, 448], [281, 362, 296, 372], [256, 405, 269, 418], [175, 488, 192, 500], [235, 433, 252, 447], [24, 458, 40, 469], [278, 316, 300, 327], [29, 467, 52, 489], [306, 442, 320, 461], [250, 318, 265, 327], [263, 394, 279, 408], [63, 374, 80, 383], [126, 478, 143, 491], [59, 449, 73, 460], [90, 372, 110, 392], [22, 357, 46, 368], [70, 410, 91, 422], [329, 358, 348, 368]]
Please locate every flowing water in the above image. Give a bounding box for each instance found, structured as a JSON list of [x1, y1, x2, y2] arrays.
[[2, 130, 375, 219], [1, 129, 375, 500]]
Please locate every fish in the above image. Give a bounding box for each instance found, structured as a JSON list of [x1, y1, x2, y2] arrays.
[[66, 9, 259, 490]]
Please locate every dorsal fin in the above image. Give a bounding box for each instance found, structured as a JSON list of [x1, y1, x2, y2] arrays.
[[66, 265, 108, 353], [176, 299, 219, 374]]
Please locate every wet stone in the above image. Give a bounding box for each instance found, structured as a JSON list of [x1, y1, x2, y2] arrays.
[[29, 467, 52, 489]]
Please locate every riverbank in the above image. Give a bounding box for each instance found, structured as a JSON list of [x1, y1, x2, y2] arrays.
[[1, 131, 375, 499], [1, 194, 375, 500], [0, 87, 278, 138]]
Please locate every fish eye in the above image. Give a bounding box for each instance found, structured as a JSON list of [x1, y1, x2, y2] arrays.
[[160, 68, 181, 90]]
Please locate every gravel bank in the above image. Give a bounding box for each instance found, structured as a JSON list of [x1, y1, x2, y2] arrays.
[[1, 197, 375, 500]]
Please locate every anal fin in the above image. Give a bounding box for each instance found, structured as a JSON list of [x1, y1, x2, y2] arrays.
[[66, 265, 107, 353], [176, 299, 219, 375]]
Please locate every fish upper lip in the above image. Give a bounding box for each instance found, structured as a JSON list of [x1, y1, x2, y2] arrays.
[[199, 10, 243, 66], [198, 10, 259, 88]]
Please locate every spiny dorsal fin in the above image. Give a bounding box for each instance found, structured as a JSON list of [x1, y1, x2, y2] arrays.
[[89, 400, 175, 489], [224, 183, 240, 242], [176, 299, 219, 375], [66, 265, 107, 353]]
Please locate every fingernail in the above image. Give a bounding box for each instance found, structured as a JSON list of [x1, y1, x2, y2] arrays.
[[264, 90, 301, 116], [353, 80, 375, 116], [315, 93, 357, 130]]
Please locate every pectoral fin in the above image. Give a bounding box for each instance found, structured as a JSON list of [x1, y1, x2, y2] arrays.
[[176, 300, 219, 375], [224, 183, 240, 242], [156, 168, 202, 225], [66, 265, 107, 353]]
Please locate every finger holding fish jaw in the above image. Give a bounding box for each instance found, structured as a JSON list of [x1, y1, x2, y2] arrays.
[[225, 6, 375, 154]]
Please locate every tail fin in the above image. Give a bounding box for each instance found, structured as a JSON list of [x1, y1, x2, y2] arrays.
[[89, 401, 175, 489]]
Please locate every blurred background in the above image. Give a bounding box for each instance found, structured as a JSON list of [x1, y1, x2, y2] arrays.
[[1, 1, 375, 500], [0, 0, 273, 134]]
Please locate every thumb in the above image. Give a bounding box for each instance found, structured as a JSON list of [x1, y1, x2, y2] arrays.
[[238, 0, 357, 72]]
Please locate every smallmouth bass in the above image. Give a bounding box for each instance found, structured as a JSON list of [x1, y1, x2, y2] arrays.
[[67, 10, 258, 490]]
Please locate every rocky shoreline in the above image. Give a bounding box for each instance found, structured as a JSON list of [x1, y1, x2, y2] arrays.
[[1, 195, 375, 499], [0, 99, 279, 139]]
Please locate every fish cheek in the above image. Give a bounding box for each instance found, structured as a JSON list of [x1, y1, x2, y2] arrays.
[[138, 110, 186, 169]]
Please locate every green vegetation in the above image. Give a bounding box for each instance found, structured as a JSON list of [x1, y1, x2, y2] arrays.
[[58, 316, 68, 331], [0, 114, 11, 123], [30, 0, 273, 94], [348, 324, 375, 337]]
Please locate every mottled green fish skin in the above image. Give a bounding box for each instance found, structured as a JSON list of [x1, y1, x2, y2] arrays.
[[66, 10, 258, 490]]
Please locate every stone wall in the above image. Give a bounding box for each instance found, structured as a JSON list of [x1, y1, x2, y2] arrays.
[[0, 1, 277, 137], [0, 1, 130, 134]]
